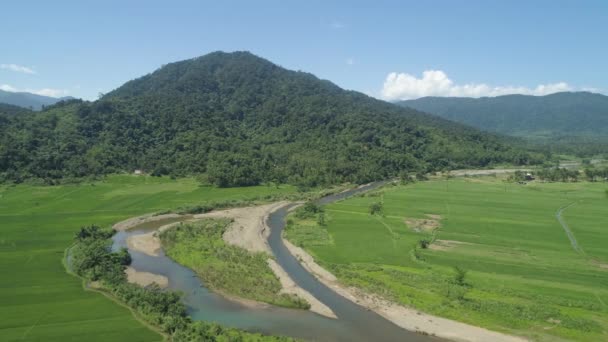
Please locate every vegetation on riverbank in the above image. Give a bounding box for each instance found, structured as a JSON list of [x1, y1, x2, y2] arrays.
[[70, 225, 295, 341], [0, 175, 297, 341], [160, 219, 310, 309], [285, 176, 608, 341]]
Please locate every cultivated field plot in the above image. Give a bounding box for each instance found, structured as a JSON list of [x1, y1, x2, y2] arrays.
[[0, 175, 294, 342], [295, 177, 608, 341]]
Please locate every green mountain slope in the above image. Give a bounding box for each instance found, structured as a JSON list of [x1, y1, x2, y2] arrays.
[[399, 92, 608, 138], [0, 102, 32, 115], [0, 51, 543, 185]]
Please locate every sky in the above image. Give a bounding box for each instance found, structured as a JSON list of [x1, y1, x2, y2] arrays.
[[1, 0, 607, 101]]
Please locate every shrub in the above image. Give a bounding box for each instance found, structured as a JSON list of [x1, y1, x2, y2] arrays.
[[419, 239, 430, 249], [453, 266, 468, 286], [369, 201, 383, 215]]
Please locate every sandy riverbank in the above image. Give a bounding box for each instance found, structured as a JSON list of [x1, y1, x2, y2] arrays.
[[113, 213, 182, 231], [120, 203, 337, 318], [193, 203, 337, 319], [125, 266, 168, 288], [282, 238, 527, 342]]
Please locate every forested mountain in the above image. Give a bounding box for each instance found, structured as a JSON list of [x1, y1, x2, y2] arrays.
[[0, 89, 74, 110], [0, 51, 544, 186], [399, 92, 608, 138], [0, 102, 32, 115]]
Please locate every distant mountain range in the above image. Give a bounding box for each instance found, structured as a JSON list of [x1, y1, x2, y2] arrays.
[[398, 92, 608, 139], [0, 89, 75, 110]]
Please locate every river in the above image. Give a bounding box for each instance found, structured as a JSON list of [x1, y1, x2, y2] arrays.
[[112, 182, 438, 341]]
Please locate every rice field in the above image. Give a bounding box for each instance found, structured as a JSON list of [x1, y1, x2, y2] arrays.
[[0, 175, 295, 342], [287, 176, 608, 341]]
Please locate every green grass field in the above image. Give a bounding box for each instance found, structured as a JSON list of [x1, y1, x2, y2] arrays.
[[0, 175, 295, 342], [286, 177, 608, 341]]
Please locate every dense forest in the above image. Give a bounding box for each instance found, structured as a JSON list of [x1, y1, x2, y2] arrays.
[[0, 52, 544, 187], [0, 102, 32, 116], [399, 92, 608, 157]]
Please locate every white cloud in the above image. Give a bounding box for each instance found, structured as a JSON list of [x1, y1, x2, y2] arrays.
[[346, 57, 355, 66], [1, 63, 36, 74], [33, 88, 69, 97], [0, 84, 69, 98], [331, 21, 345, 29], [0, 84, 18, 92], [381, 70, 572, 101]]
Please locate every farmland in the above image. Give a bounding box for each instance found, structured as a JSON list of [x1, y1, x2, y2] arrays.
[[286, 176, 608, 341], [0, 175, 295, 342]]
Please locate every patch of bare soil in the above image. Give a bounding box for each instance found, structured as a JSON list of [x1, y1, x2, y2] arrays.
[[194, 202, 290, 253], [405, 214, 442, 232], [125, 266, 168, 288], [428, 239, 469, 251], [591, 259, 608, 270], [127, 232, 162, 256]]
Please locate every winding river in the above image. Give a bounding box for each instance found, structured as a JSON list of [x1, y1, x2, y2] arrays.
[[112, 182, 437, 341]]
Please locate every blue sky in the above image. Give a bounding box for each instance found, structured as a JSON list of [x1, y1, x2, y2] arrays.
[[1, 0, 607, 100]]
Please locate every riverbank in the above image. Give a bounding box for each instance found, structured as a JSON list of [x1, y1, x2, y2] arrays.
[[193, 203, 336, 318], [120, 204, 336, 318], [282, 238, 526, 342]]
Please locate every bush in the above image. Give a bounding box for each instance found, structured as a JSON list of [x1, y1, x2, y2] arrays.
[[453, 266, 468, 286], [369, 201, 383, 215]]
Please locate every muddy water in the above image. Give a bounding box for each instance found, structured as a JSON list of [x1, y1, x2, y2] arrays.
[[112, 183, 437, 341]]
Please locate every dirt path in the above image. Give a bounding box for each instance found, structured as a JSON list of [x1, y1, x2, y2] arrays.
[[282, 238, 527, 342], [556, 202, 584, 254]]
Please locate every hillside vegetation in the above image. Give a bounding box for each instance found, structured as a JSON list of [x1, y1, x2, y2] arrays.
[[0, 51, 543, 186], [399, 92, 608, 156]]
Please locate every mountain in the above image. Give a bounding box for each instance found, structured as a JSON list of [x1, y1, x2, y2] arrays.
[[0, 51, 543, 185], [398, 92, 608, 138], [0, 102, 32, 115], [0, 89, 74, 110]]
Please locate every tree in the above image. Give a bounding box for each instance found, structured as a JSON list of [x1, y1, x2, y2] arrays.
[[453, 266, 468, 286], [369, 201, 383, 215]]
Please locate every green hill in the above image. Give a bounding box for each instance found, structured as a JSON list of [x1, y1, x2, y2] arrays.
[[0, 51, 543, 185], [399, 92, 608, 142], [0, 102, 32, 115]]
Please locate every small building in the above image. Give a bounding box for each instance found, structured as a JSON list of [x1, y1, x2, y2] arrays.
[[134, 169, 143, 175]]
